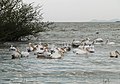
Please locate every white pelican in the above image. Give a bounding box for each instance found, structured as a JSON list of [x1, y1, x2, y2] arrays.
[[86, 45, 95, 53], [62, 42, 71, 52], [50, 48, 63, 59], [110, 50, 120, 58], [92, 38, 104, 45], [11, 47, 21, 59], [37, 46, 63, 59], [9, 45, 20, 59], [78, 44, 95, 53], [95, 38, 103, 42], [73, 47, 89, 55], [10, 45, 30, 59], [27, 43, 36, 52], [9, 45, 17, 51], [36, 43, 51, 58], [63, 47, 71, 52], [21, 50, 29, 57], [43, 51, 51, 58], [81, 38, 92, 45], [36, 45, 51, 58], [105, 39, 115, 45], [34, 44, 44, 55], [72, 39, 80, 48]]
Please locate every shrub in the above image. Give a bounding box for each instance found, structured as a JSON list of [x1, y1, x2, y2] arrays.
[[0, 0, 53, 41]]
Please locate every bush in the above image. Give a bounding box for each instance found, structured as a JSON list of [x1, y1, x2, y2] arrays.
[[0, 0, 53, 41]]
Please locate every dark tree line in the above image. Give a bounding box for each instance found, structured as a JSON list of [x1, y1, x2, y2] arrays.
[[0, 0, 54, 41]]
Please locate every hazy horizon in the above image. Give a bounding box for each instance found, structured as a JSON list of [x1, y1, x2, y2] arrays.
[[23, 0, 120, 22]]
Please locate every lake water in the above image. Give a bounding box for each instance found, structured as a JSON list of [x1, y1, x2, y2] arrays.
[[0, 22, 120, 84]]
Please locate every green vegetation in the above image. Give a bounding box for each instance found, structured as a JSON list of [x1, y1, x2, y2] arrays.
[[0, 0, 53, 41]]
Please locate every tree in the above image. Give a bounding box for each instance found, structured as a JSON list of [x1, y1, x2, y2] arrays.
[[0, 0, 53, 41]]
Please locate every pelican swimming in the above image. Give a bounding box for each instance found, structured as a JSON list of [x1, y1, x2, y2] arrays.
[[34, 44, 45, 55], [49, 48, 63, 59], [110, 50, 120, 58], [37, 47, 54, 59], [11, 47, 21, 59], [95, 38, 103, 42], [62, 42, 71, 52], [48, 44, 63, 59], [37, 45, 63, 59], [73, 46, 89, 55], [10, 45, 30, 59], [21, 48, 30, 57], [27, 43, 36, 52], [72, 39, 80, 48], [85, 45, 95, 53], [9, 45, 17, 51], [9, 45, 20, 59], [105, 39, 115, 45], [81, 38, 92, 46], [92, 38, 104, 45], [63, 46, 71, 52]]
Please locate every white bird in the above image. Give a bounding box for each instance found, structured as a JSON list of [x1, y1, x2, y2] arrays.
[[9, 45, 20, 59], [95, 38, 103, 42], [27, 43, 35, 52], [92, 38, 104, 45], [34, 44, 44, 55], [10, 45, 30, 59], [85, 45, 95, 53], [36, 43, 48, 58], [79, 42, 95, 52], [11, 51, 21, 59], [11, 47, 21, 59], [110, 50, 120, 58], [44, 51, 51, 57], [105, 39, 115, 45], [21, 51, 29, 57], [73, 47, 88, 55], [81, 38, 92, 45], [72, 39, 80, 48], [50, 48, 62, 59], [37, 49, 52, 59], [62, 42, 71, 52], [9, 45, 17, 51]]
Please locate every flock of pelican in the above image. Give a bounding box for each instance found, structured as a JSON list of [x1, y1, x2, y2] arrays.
[[9, 42, 71, 59], [9, 37, 120, 59]]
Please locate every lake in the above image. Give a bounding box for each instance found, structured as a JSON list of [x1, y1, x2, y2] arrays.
[[0, 22, 120, 84]]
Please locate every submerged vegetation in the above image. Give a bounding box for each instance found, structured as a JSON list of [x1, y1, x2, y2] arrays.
[[0, 0, 54, 41]]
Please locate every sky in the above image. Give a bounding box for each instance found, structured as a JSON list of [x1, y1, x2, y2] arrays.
[[23, 0, 120, 22]]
